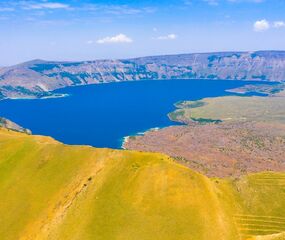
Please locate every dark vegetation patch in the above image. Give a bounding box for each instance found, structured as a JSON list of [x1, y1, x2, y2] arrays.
[[59, 72, 82, 85], [168, 110, 185, 121], [190, 118, 222, 124], [46, 73, 58, 78], [180, 72, 197, 78], [252, 75, 267, 80], [207, 74, 218, 79], [208, 55, 219, 62], [61, 62, 82, 67], [30, 63, 60, 73], [228, 83, 285, 96], [175, 100, 206, 109]]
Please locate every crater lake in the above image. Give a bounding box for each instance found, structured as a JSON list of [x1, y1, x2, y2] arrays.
[[0, 79, 260, 148]]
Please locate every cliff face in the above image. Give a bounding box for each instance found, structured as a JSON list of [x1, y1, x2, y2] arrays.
[[0, 117, 31, 134], [1, 51, 285, 99]]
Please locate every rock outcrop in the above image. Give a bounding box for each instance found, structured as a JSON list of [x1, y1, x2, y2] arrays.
[[0, 117, 31, 134]]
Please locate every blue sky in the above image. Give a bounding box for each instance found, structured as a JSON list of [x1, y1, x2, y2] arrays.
[[0, 0, 285, 65]]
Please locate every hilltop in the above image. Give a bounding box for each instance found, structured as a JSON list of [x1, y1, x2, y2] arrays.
[[1, 128, 285, 240], [1, 51, 285, 100]]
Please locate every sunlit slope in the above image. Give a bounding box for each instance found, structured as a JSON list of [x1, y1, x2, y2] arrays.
[[250, 232, 285, 240], [0, 128, 285, 240], [218, 173, 285, 239]]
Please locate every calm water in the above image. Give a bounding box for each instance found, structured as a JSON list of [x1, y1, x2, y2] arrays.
[[0, 79, 257, 148]]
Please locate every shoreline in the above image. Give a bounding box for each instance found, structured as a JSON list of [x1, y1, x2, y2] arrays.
[[121, 127, 161, 149], [0, 78, 268, 102], [0, 93, 69, 101]]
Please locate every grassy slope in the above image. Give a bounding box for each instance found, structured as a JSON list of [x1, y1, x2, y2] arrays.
[[0, 128, 285, 240], [169, 96, 285, 124]]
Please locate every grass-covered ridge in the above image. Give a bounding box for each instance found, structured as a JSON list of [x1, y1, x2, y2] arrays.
[[0, 128, 285, 239]]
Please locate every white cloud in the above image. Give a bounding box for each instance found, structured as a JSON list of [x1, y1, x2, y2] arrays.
[[189, 0, 265, 6], [228, 0, 264, 2], [96, 34, 133, 44], [253, 19, 270, 32], [82, 4, 155, 16], [198, 0, 265, 4], [157, 34, 177, 40], [273, 21, 285, 28], [0, 7, 14, 12], [24, 2, 70, 10], [184, 0, 192, 5], [204, 0, 219, 6], [86, 40, 94, 44]]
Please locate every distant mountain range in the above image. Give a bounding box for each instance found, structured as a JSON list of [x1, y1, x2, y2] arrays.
[[1, 50, 285, 100]]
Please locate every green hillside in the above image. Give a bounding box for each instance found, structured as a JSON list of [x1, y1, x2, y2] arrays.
[[0, 128, 285, 240], [169, 96, 285, 124]]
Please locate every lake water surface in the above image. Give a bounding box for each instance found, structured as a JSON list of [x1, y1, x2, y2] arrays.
[[0, 80, 257, 148]]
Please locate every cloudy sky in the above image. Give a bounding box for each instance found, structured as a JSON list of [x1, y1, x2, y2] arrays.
[[0, 0, 285, 65]]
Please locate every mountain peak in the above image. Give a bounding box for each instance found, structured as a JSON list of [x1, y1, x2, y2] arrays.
[[16, 59, 47, 67]]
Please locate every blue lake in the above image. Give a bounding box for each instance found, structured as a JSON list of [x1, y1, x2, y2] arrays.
[[0, 79, 258, 148]]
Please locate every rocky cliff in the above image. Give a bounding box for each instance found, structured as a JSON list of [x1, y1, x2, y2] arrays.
[[1, 51, 285, 99], [0, 117, 31, 134]]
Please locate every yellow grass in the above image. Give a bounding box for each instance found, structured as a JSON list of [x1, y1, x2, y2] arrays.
[[0, 128, 285, 240]]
